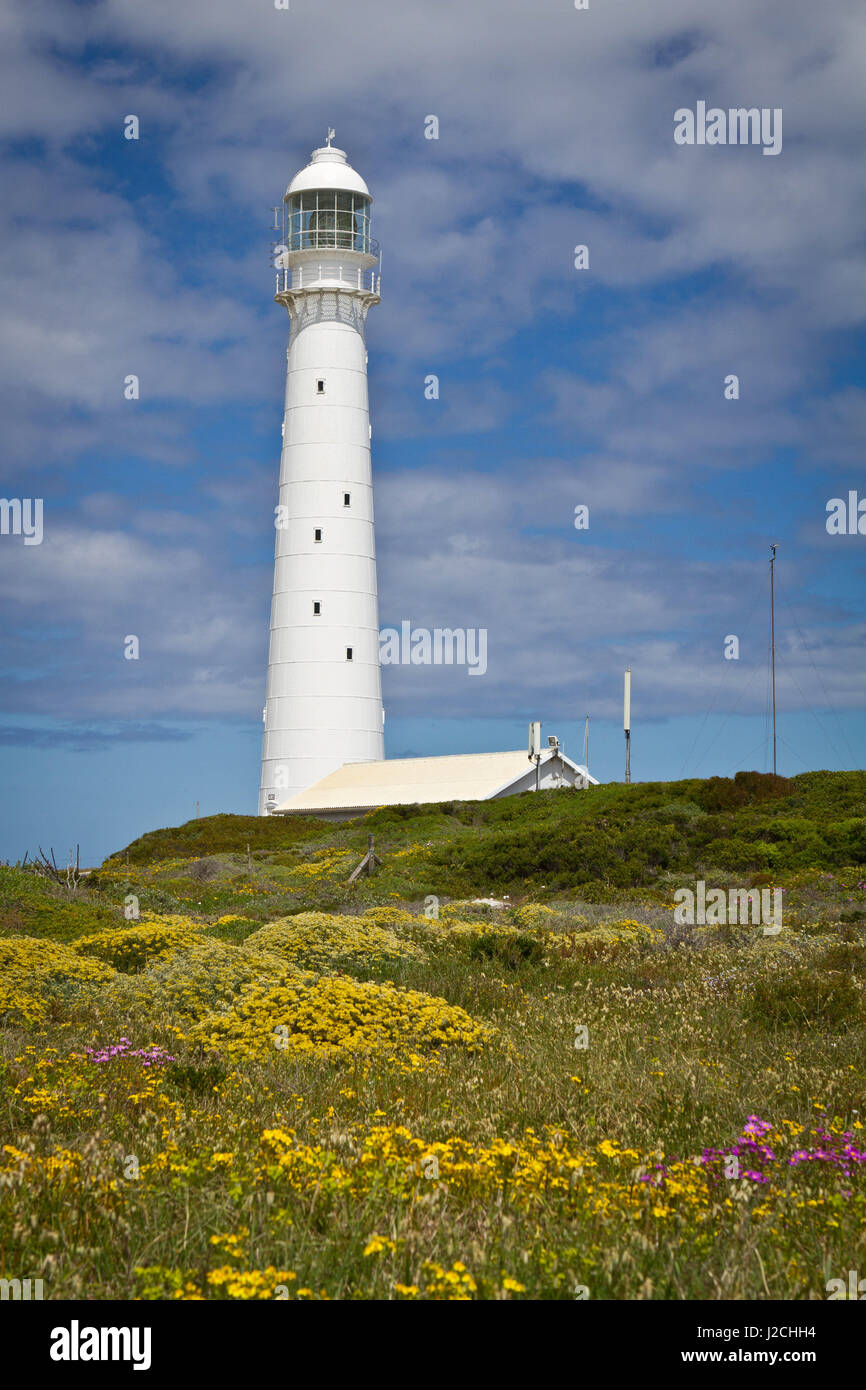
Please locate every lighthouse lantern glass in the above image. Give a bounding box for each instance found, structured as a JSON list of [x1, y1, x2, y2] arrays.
[[286, 190, 371, 253]]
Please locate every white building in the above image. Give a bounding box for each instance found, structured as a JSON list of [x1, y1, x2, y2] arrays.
[[271, 747, 598, 822], [259, 139, 385, 815]]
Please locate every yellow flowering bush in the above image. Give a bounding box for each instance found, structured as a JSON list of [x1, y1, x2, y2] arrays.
[[0, 938, 117, 1026], [134, 1265, 314, 1301], [361, 906, 416, 929], [113, 941, 301, 1021], [558, 919, 664, 959], [0, 1143, 85, 1185], [205, 1267, 301, 1299], [251, 1122, 642, 1217], [283, 847, 354, 881], [73, 918, 207, 972], [244, 912, 422, 971], [191, 975, 492, 1060], [363, 1232, 398, 1257], [417, 1260, 478, 1300], [392, 1264, 523, 1300], [511, 904, 564, 930]]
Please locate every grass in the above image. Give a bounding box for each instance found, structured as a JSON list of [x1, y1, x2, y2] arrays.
[[1, 770, 865, 1300]]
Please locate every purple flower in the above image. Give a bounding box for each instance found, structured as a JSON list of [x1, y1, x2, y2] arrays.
[[85, 1038, 174, 1066]]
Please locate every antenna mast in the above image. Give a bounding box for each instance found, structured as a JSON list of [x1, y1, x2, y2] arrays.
[[528, 720, 542, 791], [770, 544, 778, 775], [624, 668, 631, 784], [583, 714, 589, 769]]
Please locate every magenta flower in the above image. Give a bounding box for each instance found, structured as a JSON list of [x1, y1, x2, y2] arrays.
[[84, 1038, 175, 1065]]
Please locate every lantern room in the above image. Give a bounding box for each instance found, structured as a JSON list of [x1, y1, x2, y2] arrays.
[[283, 142, 373, 256]]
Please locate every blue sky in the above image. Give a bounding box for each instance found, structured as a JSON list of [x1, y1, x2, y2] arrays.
[[0, 0, 864, 864]]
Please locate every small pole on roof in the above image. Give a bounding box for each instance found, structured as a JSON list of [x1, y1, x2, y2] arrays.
[[583, 714, 589, 770]]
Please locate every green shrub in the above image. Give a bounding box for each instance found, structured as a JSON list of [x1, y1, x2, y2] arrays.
[[103, 813, 331, 867], [463, 930, 546, 969], [203, 916, 262, 944], [695, 772, 795, 813], [0, 868, 125, 942], [747, 965, 862, 1028]]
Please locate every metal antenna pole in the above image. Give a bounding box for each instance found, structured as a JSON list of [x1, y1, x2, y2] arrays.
[[624, 668, 631, 784], [770, 544, 778, 775], [528, 720, 541, 791], [583, 714, 589, 769]]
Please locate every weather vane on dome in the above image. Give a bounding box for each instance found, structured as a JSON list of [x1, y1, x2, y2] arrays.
[[326, 128, 335, 147]]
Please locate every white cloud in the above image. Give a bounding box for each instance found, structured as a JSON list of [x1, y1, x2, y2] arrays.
[[0, 0, 862, 748]]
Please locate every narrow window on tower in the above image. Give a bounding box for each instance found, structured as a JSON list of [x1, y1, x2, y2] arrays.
[[316, 379, 325, 394], [346, 647, 353, 661], [314, 528, 322, 542], [313, 601, 321, 616], [343, 492, 351, 507]]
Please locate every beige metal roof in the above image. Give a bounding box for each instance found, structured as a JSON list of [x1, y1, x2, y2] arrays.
[[273, 748, 589, 815]]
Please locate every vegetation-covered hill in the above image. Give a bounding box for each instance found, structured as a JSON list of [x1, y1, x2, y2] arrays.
[[1, 769, 864, 1300], [96, 769, 866, 916]]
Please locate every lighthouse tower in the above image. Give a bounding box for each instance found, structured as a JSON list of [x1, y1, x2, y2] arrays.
[[259, 138, 385, 815]]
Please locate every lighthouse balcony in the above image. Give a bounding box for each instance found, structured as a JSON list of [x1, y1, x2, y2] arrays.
[[275, 258, 380, 297]]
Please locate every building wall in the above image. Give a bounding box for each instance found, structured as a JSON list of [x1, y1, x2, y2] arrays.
[[491, 755, 586, 797]]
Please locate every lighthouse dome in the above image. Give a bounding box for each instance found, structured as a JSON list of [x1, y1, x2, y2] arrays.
[[283, 142, 374, 257], [286, 145, 370, 199]]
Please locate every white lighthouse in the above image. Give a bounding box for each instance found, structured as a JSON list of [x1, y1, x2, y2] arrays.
[[259, 138, 385, 815]]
